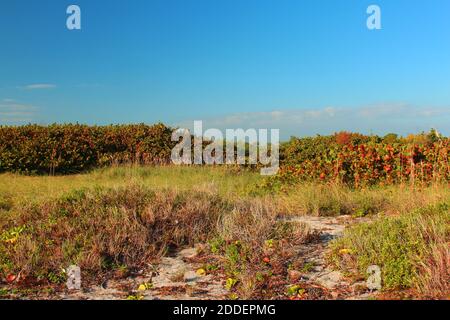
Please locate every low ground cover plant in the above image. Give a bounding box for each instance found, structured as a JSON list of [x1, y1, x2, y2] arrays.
[[329, 203, 450, 298]]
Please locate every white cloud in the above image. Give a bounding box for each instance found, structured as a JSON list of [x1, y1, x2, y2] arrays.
[[175, 103, 450, 140], [0, 100, 37, 124], [23, 83, 56, 90]]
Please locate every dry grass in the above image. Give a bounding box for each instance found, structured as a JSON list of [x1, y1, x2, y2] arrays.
[[219, 198, 277, 244], [2, 166, 448, 219], [0, 185, 230, 282], [276, 182, 450, 217], [0, 165, 261, 208], [0, 182, 314, 290], [414, 215, 450, 298]]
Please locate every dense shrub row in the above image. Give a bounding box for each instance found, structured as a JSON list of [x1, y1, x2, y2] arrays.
[[276, 140, 449, 188], [0, 124, 175, 174], [0, 124, 448, 187], [275, 131, 450, 187]]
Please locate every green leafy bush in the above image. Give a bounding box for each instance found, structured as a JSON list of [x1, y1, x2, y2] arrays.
[[329, 203, 450, 296], [0, 123, 175, 174], [276, 136, 449, 188]]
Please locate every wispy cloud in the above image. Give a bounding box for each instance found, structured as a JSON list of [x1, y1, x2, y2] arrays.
[[22, 83, 56, 90], [0, 100, 37, 124], [176, 103, 450, 140]]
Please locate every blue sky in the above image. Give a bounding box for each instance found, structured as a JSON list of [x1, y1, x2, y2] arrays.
[[0, 0, 449, 139]]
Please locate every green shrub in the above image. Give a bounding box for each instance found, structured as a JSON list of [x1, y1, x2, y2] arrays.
[[329, 203, 450, 296], [0, 123, 175, 174], [276, 137, 449, 188]]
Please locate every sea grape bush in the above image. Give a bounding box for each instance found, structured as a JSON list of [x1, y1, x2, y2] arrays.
[[275, 132, 449, 188], [0, 124, 448, 187], [279, 132, 373, 167], [0, 123, 175, 174]]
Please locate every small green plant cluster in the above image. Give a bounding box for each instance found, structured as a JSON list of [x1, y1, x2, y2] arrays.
[[207, 217, 317, 299], [286, 285, 305, 297], [329, 203, 449, 297], [209, 238, 251, 277]]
